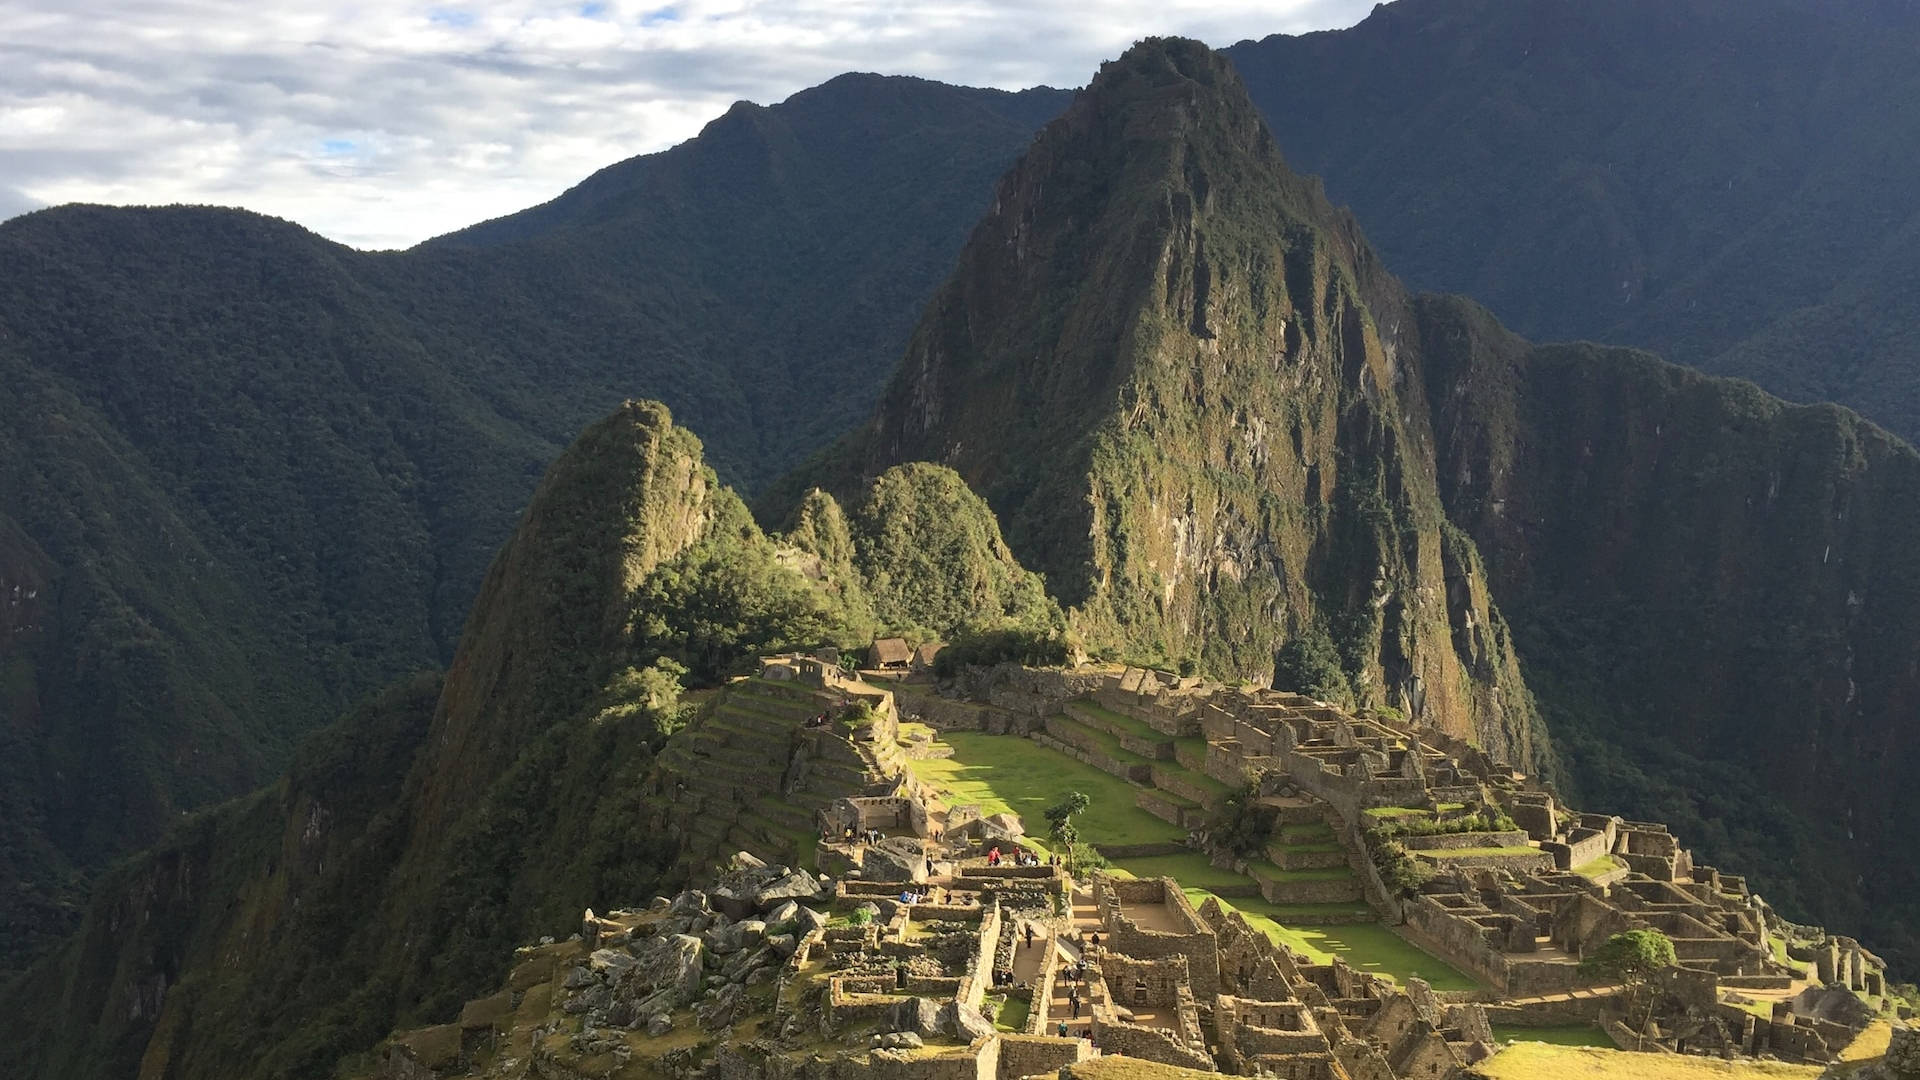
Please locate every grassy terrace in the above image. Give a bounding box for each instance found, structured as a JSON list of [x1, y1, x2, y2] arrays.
[[1491, 1024, 1613, 1047], [907, 731, 1478, 991], [1412, 846, 1542, 859], [1481, 1044, 1821, 1079], [1198, 892, 1478, 992], [1050, 714, 1154, 767], [1574, 854, 1627, 879]]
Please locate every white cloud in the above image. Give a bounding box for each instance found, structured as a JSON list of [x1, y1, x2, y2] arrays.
[[0, 0, 1374, 249]]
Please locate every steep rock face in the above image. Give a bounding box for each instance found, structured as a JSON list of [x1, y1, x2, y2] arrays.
[[1419, 295, 1920, 969], [838, 39, 1543, 767]]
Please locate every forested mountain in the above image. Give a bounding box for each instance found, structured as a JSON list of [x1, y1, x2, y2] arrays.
[[1224, 0, 1920, 441], [6, 29, 1920, 1080], [9, 0, 1920, 1038], [0, 75, 1066, 969], [786, 36, 1920, 975]]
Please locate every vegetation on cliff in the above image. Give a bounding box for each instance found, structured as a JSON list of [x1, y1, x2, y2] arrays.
[[791, 37, 1547, 773], [0, 402, 1059, 1080], [0, 76, 1066, 972]]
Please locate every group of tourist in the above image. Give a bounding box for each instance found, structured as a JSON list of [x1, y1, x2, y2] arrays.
[[984, 845, 1049, 868]]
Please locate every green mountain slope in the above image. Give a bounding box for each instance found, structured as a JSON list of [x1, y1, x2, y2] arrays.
[[0, 401, 1054, 1080], [0, 76, 1065, 971], [785, 36, 1920, 973], [790, 38, 1548, 771], [1225, 0, 1920, 444]]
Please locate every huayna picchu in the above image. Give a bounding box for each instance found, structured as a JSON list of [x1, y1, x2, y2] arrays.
[[4, 30, 1918, 1080]]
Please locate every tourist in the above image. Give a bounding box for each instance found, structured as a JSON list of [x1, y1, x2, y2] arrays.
[[988, 846, 1001, 867], [1024, 923, 1035, 950], [925, 856, 935, 877], [1089, 931, 1101, 950], [843, 827, 855, 845], [1069, 987, 1080, 1019], [1057, 1021, 1068, 1038]]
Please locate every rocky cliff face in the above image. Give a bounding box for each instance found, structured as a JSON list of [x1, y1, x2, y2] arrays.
[[1419, 295, 1920, 969], [826, 39, 1545, 770]]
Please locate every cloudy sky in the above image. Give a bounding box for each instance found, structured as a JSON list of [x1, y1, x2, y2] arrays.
[[0, 1, 1375, 249]]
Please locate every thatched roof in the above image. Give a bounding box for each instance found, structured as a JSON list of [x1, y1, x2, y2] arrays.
[[868, 637, 912, 666]]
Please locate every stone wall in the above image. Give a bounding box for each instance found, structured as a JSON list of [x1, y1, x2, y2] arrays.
[[1089, 1017, 1216, 1072], [1400, 831, 1531, 851], [1034, 728, 1151, 784], [993, 1035, 1089, 1079], [1097, 877, 1220, 997]]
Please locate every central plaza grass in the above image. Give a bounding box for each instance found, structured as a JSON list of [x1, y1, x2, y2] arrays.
[[1481, 1043, 1821, 1080], [908, 730, 1481, 992], [905, 731, 1181, 848]]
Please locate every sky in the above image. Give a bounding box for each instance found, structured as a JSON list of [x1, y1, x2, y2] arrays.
[[0, 1, 1376, 250]]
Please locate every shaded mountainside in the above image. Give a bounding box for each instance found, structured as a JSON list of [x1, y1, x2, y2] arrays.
[[0, 401, 1055, 1080], [788, 38, 1547, 772], [1225, 0, 1920, 444], [1418, 295, 1920, 970], [0, 75, 1065, 970]]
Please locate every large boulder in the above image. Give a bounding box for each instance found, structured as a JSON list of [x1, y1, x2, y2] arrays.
[[664, 934, 705, 1002], [941, 1000, 994, 1042], [795, 906, 829, 935], [709, 885, 759, 921], [984, 812, 1024, 836], [895, 996, 942, 1038], [754, 869, 829, 909], [863, 837, 928, 884], [766, 900, 800, 927], [589, 948, 636, 976]]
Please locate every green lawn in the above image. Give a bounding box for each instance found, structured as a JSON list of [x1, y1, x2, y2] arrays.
[[988, 992, 1031, 1032], [1413, 846, 1542, 858], [1197, 893, 1478, 991], [1574, 855, 1625, 878], [1250, 860, 1354, 882], [1483, 1043, 1820, 1079], [905, 731, 1182, 848], [1069, 699, 1165, 741], [1049, 715, 1153, 766], [1492, 1024, 1613, 1047], [1112, 852, 1251, 890], [1364, 806, 1433, 819]]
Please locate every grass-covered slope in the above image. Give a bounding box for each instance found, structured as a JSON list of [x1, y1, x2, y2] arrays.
[[0, 75, 1065, 972]]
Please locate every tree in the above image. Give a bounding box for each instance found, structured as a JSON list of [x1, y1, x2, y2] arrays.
[[1580, 929, 1677, 1045], [1046, 792, 1091, 870]]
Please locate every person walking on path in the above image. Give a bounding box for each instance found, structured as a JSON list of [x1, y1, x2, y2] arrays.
[[1024, 922, 1035, 950], [1069, 985, 1080, 1019]]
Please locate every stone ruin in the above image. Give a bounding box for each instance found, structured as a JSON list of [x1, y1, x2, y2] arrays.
[[367, 658, 1903, 1080]]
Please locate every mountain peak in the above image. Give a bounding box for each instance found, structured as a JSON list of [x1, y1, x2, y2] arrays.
[[808, 38, 1534, 766]]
